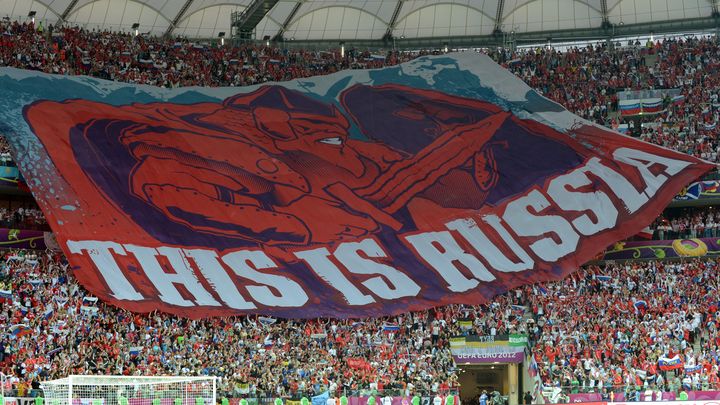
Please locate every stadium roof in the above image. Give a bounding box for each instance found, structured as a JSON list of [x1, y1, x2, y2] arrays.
[[3, 0, 716, 41]]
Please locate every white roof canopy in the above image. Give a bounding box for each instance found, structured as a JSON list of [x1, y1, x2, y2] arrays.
[[2, 0, 714, 40]]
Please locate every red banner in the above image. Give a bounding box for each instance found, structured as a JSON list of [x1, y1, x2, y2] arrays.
[[0, 54, 714, 318]]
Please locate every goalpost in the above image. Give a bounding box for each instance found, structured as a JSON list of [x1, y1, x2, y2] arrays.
[[41, 376, 217, 405]]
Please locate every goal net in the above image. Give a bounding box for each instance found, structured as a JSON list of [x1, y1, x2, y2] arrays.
[[41, 376, 216, 405]]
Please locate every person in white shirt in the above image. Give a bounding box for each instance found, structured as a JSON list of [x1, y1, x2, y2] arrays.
[[327, 397, 337, 405], [644, 385, 653, 402], [434, 395, 443, 405], [383, 395, 393, 405]]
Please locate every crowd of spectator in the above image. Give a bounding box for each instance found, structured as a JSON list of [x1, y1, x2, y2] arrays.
[[0, 20, 428, 88], [2, 17, 720, 403], [0, 249, 460, 399], [2, 20, 720, 167], [0, 137, 12, 166], [0, 251, 718, 400], [650, 207, 720, 240], [530, 260, 720, 395], [501, 37, 720, 164], [0, 206, 48, 230]]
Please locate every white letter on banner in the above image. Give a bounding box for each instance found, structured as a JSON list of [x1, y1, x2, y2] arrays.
[[585, 158, 648, 213], [183, 249, 257, 310], [404, 231, 489, 292], [333, 238, 421, 300], [546, 161, 618, 236], [66, 240, 144, 301], [294, 248, 375, 305], [503, 190, 579, 262], [613, 147, 692, 198], [124, 245, 220, 307], [222, 250, 308, 307], [446, 216, 534, 272]]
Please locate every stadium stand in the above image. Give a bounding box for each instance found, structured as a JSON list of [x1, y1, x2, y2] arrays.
[[1, 10, 720, 405], [2, 20, 719, 167]]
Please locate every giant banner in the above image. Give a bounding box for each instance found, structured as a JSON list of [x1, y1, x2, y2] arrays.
[[0, 53, 713, 318]]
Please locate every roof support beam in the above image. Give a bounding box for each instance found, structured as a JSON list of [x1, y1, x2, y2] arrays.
[[273, 1, 302, 41], [278, 15, 719, 50], [493, 0, 505, 34], [600, 0, 610, 25], [59, 0, 80, 23], [384, 1, 404, 40], [165, 0, 195, 37]]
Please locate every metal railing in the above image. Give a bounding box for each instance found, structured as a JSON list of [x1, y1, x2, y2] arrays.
[[215, 390, 461, 401], [546, 383, 720, 398]]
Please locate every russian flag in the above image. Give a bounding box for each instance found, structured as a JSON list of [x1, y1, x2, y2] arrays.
[[47, 347, 62, 357], [263, 334, 274, 348], [44, 306, 54, 320], [129, 346, 142, 357], [258, 316, 277, 326], [634, 300, 648, 310], [9, 324, 32, 338], [672, 94, 685, 105], [619, 100, 642, 116], [641, 99, 664, 113], [0, 289, 12, 300], [684, 364, 702, 374], [382, 323, 400, 332], [528, 358, 538, 377], [658, 355, 683, 371]]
